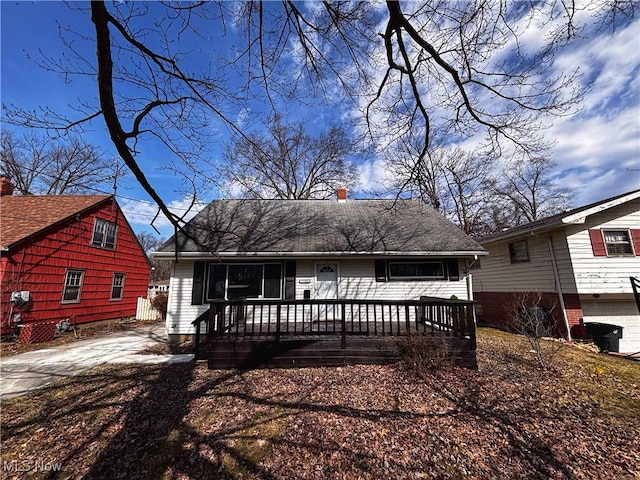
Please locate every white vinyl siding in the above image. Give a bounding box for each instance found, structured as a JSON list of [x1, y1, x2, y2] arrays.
[[166, 260, 208, 336], [473, 235, 560, 293], [338, 259, 469, 301], [565, 199, 640, 295], [473, 199, 640, 296], [293, 259, 468, 302], [167, 258, 471, 335]]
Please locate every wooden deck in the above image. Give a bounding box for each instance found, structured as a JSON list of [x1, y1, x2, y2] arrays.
[[193, 298, 477, 369]]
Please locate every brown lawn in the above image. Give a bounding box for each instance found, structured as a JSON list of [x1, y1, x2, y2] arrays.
[[1, 328, 638, 479]]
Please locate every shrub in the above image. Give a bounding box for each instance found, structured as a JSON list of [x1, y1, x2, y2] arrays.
[[395, 334, 453, 377], [150, 293, 168, 318], [506, 292, 563, 370]]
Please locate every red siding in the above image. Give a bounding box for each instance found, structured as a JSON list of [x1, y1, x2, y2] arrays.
[[1, 200, 150, 334]]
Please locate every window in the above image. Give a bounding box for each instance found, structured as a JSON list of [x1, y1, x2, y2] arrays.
[[62, 269, 84, 303], [206, 263, 282, 300], [111, 273, 125, 300], [509, 239, 529, 263], [91, 218, 117, 249], [388, 261, 445, 280], [603, 230, 634, 255]]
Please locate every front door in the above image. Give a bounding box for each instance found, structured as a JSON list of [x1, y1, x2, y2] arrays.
[[315, 263, 339, 321], [316, 263, 338, 299]]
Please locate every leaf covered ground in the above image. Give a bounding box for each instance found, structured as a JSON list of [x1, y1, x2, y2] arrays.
[[1, 329, 638, 479]]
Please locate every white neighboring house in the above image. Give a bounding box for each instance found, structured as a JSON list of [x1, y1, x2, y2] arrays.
[[151, 192, 487, 342], [148, 279, 170, 299], [473, 189, 640, 354]]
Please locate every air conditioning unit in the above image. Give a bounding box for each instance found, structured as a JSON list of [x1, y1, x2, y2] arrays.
[[10, 291, 30, 303]]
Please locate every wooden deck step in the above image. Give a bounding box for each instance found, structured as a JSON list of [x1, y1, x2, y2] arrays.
[[204, 337, 477, 369]]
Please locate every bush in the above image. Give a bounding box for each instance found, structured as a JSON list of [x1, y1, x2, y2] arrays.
[[150, 293, 168, 318], [506, 292, 563, 370], [395, 334, 453, 377]]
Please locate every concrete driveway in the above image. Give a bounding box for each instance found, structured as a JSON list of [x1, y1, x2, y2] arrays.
[[0, 323, 194, 400]]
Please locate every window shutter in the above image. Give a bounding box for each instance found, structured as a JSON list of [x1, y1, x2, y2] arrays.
[[631, 230, 640, 256], [374, 260, 387, 282], [191, 261, 205, 305], [208, 264, 227, 300], [588, 229, 607, 256], [446, 259, 460, 281], [284, 261, 296, 300], [264, 263, 282, 299]]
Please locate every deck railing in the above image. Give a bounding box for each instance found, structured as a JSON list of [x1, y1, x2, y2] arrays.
[[193, 298, 476, 359]]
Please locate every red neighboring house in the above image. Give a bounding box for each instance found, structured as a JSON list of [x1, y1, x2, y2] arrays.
[[0, 177, 151, 341]]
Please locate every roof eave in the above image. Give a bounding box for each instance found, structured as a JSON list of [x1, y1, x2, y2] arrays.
[[561, 190, 640, 224], [151, 250, 488, 259], [482, 189, 640, 244], [480, 223, 561, 245]]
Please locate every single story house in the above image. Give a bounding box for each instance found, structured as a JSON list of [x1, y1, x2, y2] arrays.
[[152, 192, 486, 367], [473, 189, 640, 354], [0, 177, 151, 342]]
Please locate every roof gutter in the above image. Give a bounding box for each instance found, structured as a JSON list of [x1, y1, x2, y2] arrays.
[[481, 223, 559, 245], [151, 250, 488, 260]]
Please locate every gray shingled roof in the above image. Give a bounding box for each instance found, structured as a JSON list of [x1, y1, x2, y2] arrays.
[[157, 199, 485, 256]]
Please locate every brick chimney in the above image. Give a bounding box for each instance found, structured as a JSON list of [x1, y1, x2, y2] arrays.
[[0, 176, 14, 196], [336, 187, 347, 202]]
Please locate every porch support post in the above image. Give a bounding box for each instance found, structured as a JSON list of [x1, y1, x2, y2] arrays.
[[467, 303, 476, 350], [276, 303, 281, 343], [405, 304, 410, 334], [341, 302, 346, 349], [194, 317, 201, 360]]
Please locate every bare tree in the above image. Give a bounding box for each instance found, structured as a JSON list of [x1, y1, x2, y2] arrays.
[[221, 114, 359, 199], [136, 232, 172, 281], [385, 135, 449, 211], [137, 231, 162, 254], [2, 1, 634, 234], [386, 142, 499, 237], [491, 155, 573, 224], [507, 292, 565, 370], [0, 130, 117, 195], [439, 150, 498, 237]]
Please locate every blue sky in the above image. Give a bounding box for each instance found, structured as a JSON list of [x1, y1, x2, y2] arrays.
[[1, 2, 639, 239]]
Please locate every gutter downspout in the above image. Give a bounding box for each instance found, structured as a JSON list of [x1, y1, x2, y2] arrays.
[[545, 235, 572, 341], [466, 256, 477, 325]]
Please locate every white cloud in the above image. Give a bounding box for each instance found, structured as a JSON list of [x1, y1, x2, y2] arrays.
[[119, 195, 207, 239], [356, 157, 390, 193], [545, 16, 640, 205]]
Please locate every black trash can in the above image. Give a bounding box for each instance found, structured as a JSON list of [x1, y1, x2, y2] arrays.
[[584, 322, 623, 353]]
